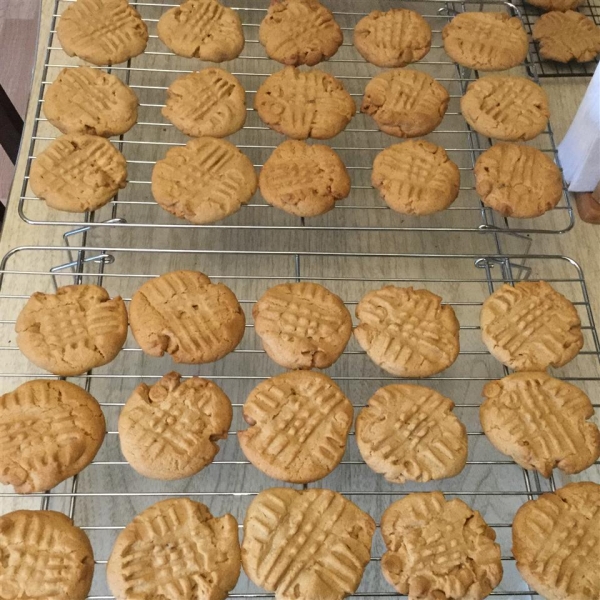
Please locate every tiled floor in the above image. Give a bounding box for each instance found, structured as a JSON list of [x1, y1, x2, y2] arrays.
[[0, 0, 40, 204]]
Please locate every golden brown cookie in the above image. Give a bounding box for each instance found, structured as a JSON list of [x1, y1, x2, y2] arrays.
[[242, 488, 375, 600], [129, 270, 245, 364], [381, 492, 503, 600], [354, 9, 432, 68], [253, 282, 352, 369], [361, 69, 449, 138], [259, 140, 351, 217], [481, 372, 600, 477], [355, 286, 460, 378], [107, 499, 241, 600], [0, 510, 94, 600], [512, 482, 600, 600], [372, 140, 460, 215], [157, 0, 244, 62], [238, 371, 353, 483], [533, 10, 600, 63], [442, 12, 528, 71], [480, 281, 583, 371], [119, 372, 232, 480], [255, 67, 356, 140], [43, 67, 138, 137], [163, 69, 246, 138], [461, 76, 550, 141], [526, 0, 582, 11], [151, 137, 257, 224], [16, 284, 128, 377], [30, 134, 127, 213], [57, 0, 148, 66], [474, 143, 563, 218], [0, 380, 105, 494], [259, 0, 342, 66], [356, 384, 467, 484]]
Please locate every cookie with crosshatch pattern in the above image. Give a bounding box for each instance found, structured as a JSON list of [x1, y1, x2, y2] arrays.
[[57, 0, 148, 66], [162, 69, 246, 138], [259, 0, 343, 66], [16, 284, 128, 377], [253, 282, 352, 369], [0, 510, 94, 600], [118, 372, 232, 479], [474, 143, 563, 218], [481, 372, 600, 477], [354, 8, 432, 68], [361, 69, 449, 138], [381, 492, 503, 600], [480, 281, 583, 371], [151, 137, 257, 224], [372, 140, 460, 215], [107, 498, 241, 600], [526, 0, 582, 11], [512, 482, 600, 600], [238, 370, 353, 483], [157, 0, 244, 62], [242, 488, 375, 600], [0, 380, 106, 493], [356, 384, 468, 484], [255, 66, 356, 139], [354, 286, 460, 377], [30, 133, 127, 213], [43, 67, 138, 137], [461, 76, 550, 141], [442, 12, 528, 71], [129, 270, 245, 364]]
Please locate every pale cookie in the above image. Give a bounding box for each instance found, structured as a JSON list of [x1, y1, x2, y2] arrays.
[[238, 371, 353, 483], [255, 67, 356, 140], [253, 282, 352, 369], [259, 0, 342, 66], [259, 140, 351, 217], [381, 492, 503, 600], [533, 11, 600, 63], [119, 372, 232, 480], [354, 9, 432, 68], [526, 0, 582, 11], [480, 281, 583, 371], [242, 488, 375, 600], [151, 137, 257, 224], [163, 69, 246, 138], [512, 482, 600, 600], [442, 12, 528, 71], [0, 510, 94, 600], [482, 372, 600, 477], [361, 69, 449, 138], [157, 0, 244, 62], [57, 0, 148, 66], [0, 380, 105, 494], [356, 384, 467, 484], [129, 270, 245, 364], [107, 499, 241, 600], [30, 134, 127, 213], [355, 286, 460, 378], [461, 76, 550, 141], [43, 67, 138, 137], [16, 284, 128, 377], [474, 143, 563, 218], [372, 140, 460, 215]]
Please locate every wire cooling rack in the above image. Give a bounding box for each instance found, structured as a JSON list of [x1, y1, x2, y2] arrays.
[[0, 245, 598, 598], [16, 0, 576, 235], [519, 0, 600, 78]]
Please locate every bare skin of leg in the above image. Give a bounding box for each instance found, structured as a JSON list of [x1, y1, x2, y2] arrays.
[[575, 182, 600, 224]]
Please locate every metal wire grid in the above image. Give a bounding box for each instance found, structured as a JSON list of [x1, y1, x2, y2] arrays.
[[0, 245, 598, 598], [519, 0, 600, 78], [15, 0, 576, 235]]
